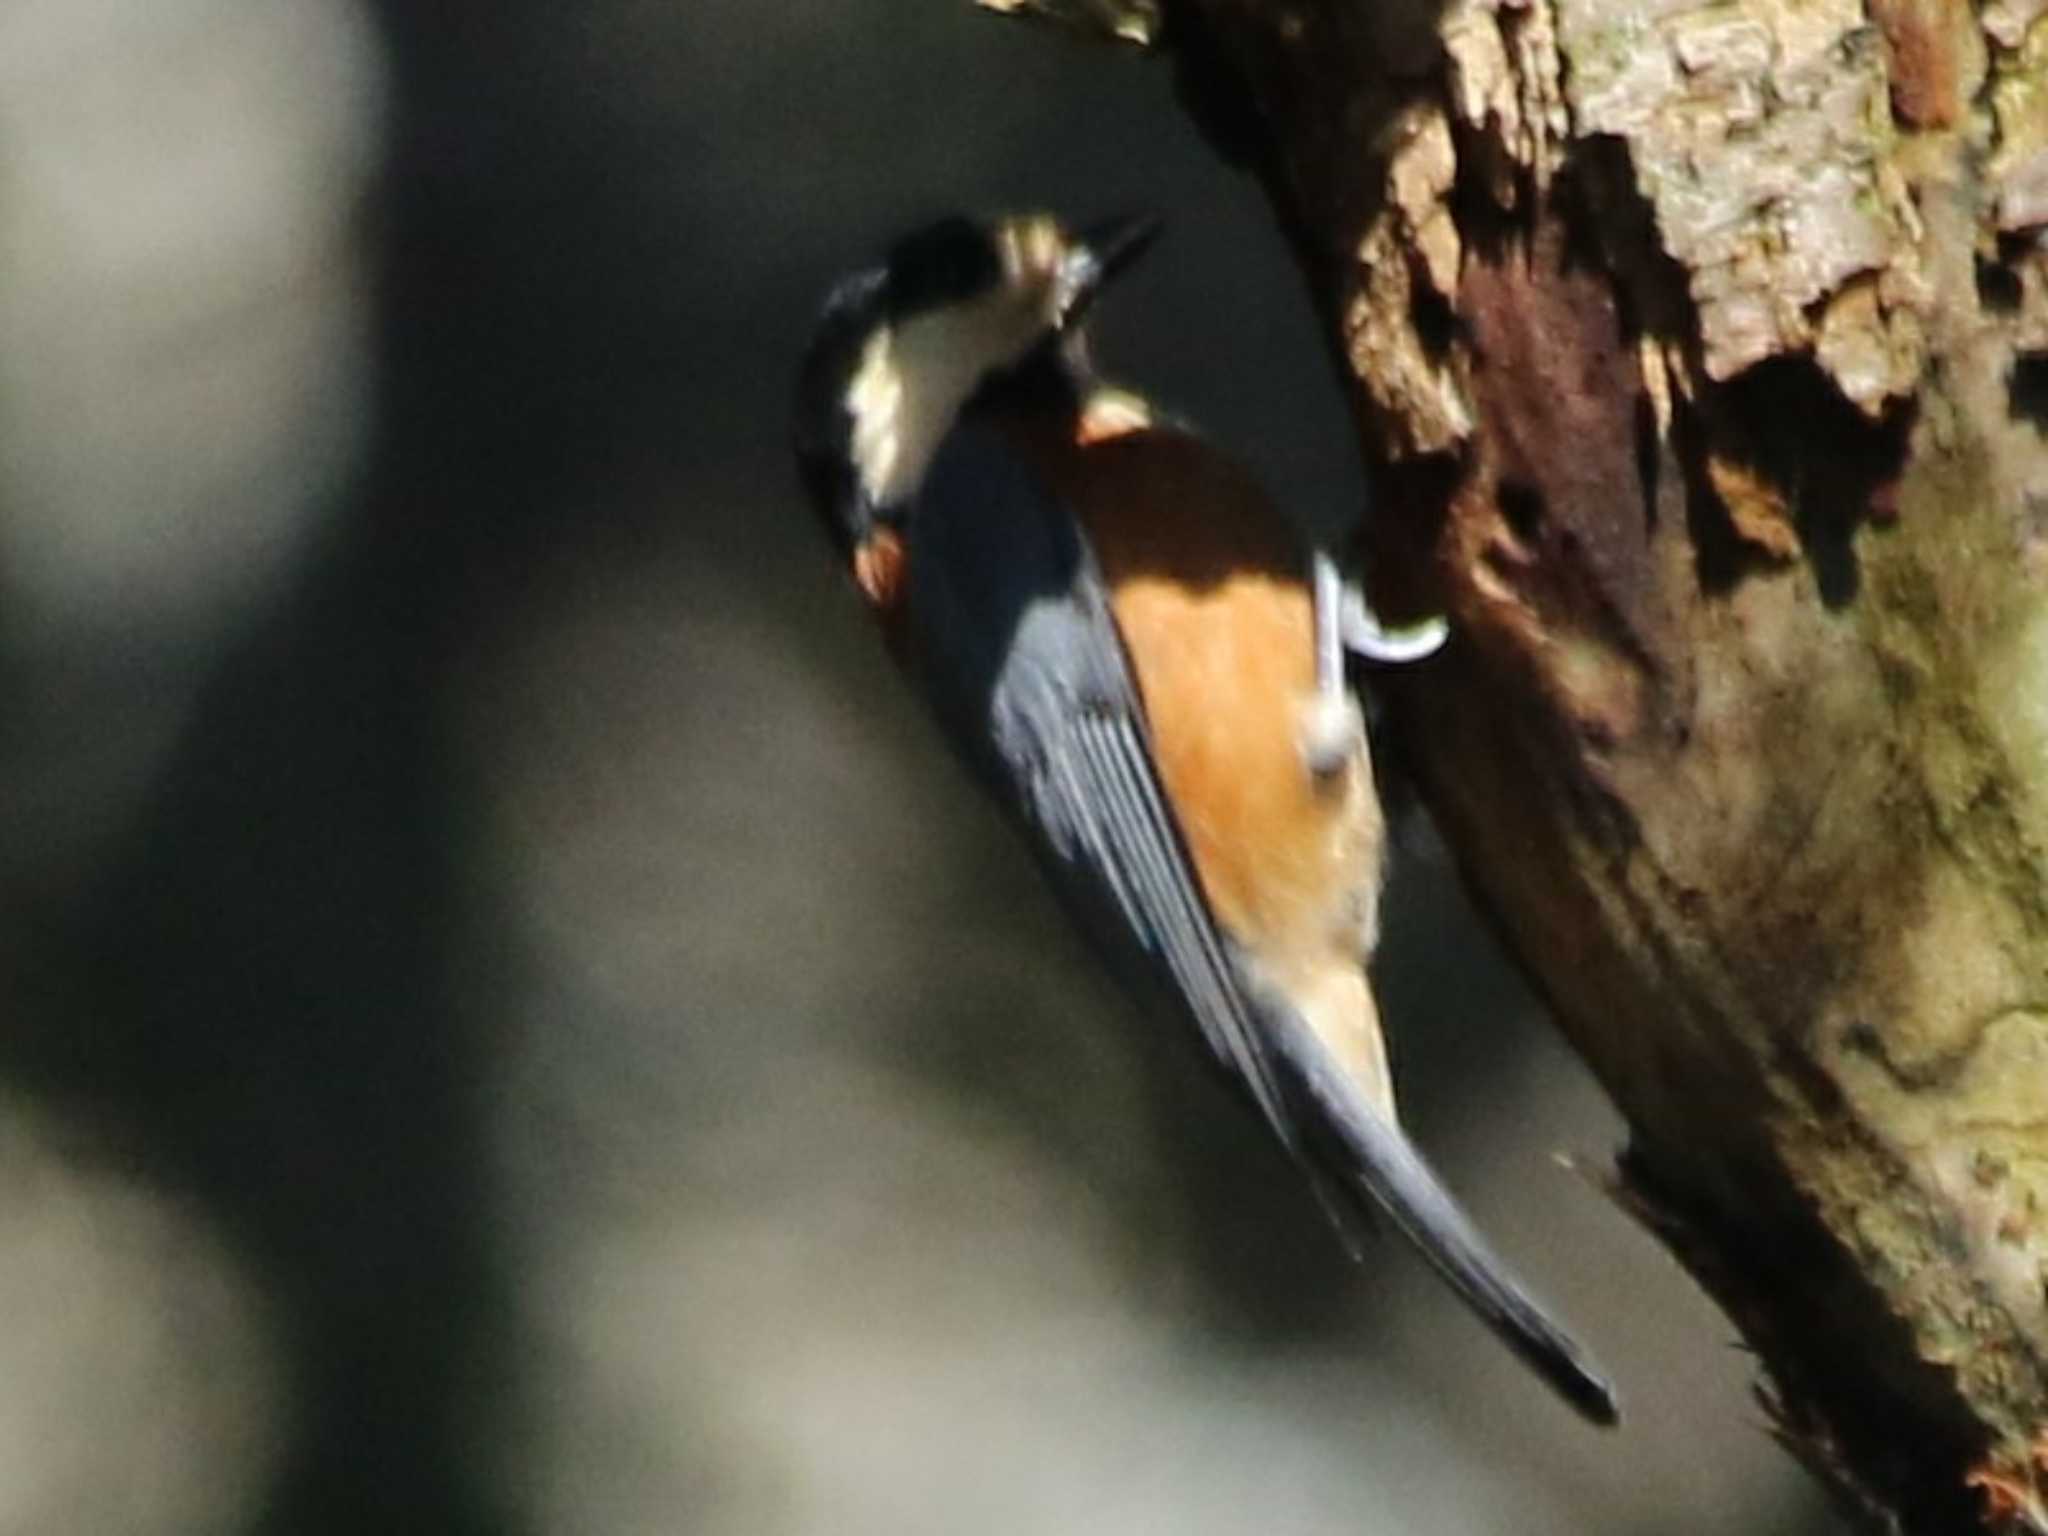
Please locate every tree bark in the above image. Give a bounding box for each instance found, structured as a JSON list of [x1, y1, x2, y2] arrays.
[[990, 0, 2048, 1528]]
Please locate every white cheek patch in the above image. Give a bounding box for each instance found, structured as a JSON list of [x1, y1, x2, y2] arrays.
[[846, 288, 1053, 508], [847, 329, 906, 503]]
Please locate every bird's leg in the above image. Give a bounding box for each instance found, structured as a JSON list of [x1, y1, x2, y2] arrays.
[[1315, 548, 1346, 704], [1301, 552, 1450, 779], [1300, 550, 1365, 780]]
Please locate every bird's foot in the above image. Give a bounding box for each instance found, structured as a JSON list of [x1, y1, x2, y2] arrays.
[[1299, 690, 1364, 781], [1339, 584, 1449, 665]]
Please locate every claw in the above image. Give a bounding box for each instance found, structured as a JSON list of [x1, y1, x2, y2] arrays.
[[1339, 584, 1449, 665]]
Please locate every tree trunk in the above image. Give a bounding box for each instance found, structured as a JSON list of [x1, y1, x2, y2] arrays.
[[992, 0, 2048, 1528]]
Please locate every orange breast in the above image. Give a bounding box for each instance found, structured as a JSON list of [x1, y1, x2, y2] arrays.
[[1036, 423, 1372, 959]]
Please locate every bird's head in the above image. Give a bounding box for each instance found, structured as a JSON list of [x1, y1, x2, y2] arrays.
[[793, 211, 1159, 589]]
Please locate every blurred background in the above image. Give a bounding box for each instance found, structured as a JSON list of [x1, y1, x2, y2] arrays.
[[0, 2, 1845, 1531]]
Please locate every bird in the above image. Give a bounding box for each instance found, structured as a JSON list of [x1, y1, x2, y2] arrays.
[[791, 210, 1617, 1425]]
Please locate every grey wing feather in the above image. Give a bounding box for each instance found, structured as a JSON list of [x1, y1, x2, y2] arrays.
[[906, 421, 1293, 1136], [1050, 706, 1295, 1137]]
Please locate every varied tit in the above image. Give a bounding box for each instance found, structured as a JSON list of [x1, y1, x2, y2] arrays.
[[791, 211, 1616, 1425]]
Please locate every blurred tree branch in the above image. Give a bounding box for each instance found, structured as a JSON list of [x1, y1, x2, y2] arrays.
[[987, 0, 2048, 1528]]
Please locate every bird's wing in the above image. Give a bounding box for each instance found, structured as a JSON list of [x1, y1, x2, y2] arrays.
[[902, 419, 1296, 1135], [1028, 693, 1296, 1136]]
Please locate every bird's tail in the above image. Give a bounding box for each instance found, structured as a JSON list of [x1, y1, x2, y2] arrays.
[[1269, 1004, 1620, 1427]]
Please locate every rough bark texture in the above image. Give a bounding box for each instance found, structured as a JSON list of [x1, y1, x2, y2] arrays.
[[991, 0, 2048, 1528]]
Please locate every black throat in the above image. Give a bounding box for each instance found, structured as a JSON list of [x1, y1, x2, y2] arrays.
[[965, 331, 1089, 421]]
